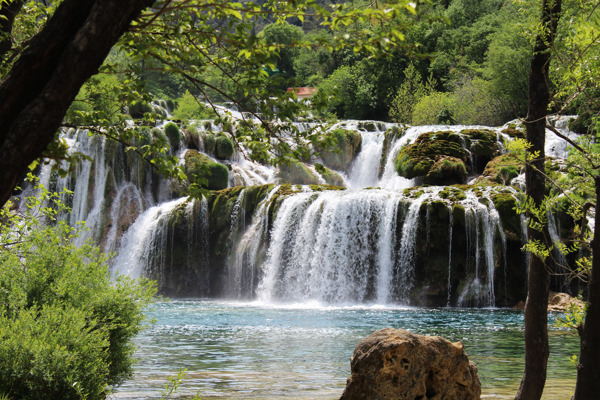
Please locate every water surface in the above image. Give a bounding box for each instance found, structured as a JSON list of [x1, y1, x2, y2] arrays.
[[114, 300, 578, 399]]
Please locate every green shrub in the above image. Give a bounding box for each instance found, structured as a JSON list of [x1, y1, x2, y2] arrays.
[[0, 189, 155, 400], [172, 90, 214, 120]]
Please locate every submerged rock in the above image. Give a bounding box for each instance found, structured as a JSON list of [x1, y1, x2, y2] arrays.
[[340, 328, 481, 400]]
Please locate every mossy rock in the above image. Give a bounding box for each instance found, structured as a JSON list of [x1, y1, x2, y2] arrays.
[[318, 128, 362, 171], [439, 186, 467, 202], [276, 160, 321, 185], [134, 127, 153, 147], [182, 127, 200, 150], [501, 126, 525, 139], [482, 154, 523, 185], [315, 163, 345, 187], [203, 132, 216, 155], [395, 131, 469, 182], [164, 122, 181, 151], [491, 191, 522, 242], [460, 129, 501, 172], [128, 101, 153, 119], [184, 149, 229, 190], [379, 125, 404, 176], [569, 112, 597, 135], [424, 156, 467, 185], [215, 134, 234, 159]]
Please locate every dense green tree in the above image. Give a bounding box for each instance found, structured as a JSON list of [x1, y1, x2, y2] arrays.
[[483, 11, 532, 120], [318, 63, 378, 119], [259, 21, 304, 79], [389, 62, 431, 123], [292, 30, 336, 86]]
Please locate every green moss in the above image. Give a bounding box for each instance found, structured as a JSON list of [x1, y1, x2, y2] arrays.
[[394, 131, 470, 183], [182, 127, 200, 150], [203, 133, 216, 155], [128, 101, 153, 119], [164, 122, 181, 151], [314, 163, 345, 187], [424, 156, 467, 185], [403, 187, 424, 199], [215, 134, 234, 159], [482, 154, 523, 185], [501, 127, 525, 139], [380, 125, 404, 175], [569, 113, 597, 135], [451, 204, 466, 227], [184, 150, 229, 190], [277, 160, 320, 185], [426, 200, 450, 220], [491, 192, 521, 241], [460, 129, 501, 171], [439, 187, 467, 202]]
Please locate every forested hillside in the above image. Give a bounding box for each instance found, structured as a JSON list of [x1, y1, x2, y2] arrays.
[[58, 0, 597, 134]]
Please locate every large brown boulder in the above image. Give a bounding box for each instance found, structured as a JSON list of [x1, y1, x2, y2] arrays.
[[340, 328, 481, 400]]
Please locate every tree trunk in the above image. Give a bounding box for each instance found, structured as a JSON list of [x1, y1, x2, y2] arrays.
[[0, 0, 154, 208], [0, 0, 24, 57], [515, 0, 561, 399], [573, 176, 600, 398]]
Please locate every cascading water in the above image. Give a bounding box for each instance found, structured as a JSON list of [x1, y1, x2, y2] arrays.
[[38, 114, 579, 307], [228, 185, 281, 298], [456, 190, 507, 308]]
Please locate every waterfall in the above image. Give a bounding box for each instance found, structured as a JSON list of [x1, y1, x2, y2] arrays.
[[456, 191, 506, 307], [104, 182, 144, 254], [112, 197, 189, 279], [30, 116, 583, 308], [228, 185, 281, 298], [347, 130, 385, 188], [394, 194, 428, 302]]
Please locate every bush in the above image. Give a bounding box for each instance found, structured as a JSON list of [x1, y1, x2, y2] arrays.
[[172, 90, 213, 120], [0, 193, 155, 400], [0, 191, 155, 400], [127, 100, 153, 119], [411, 92, 455, 125]]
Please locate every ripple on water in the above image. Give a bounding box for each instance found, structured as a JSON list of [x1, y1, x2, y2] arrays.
[[113, 300, 578, 399]]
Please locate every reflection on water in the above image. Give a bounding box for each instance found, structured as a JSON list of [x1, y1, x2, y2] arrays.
[[113, 300, 578, 399]]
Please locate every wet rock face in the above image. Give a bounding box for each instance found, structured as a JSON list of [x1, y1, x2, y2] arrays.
[[340, 328, 481, 400], [318, 128, 362, 171]]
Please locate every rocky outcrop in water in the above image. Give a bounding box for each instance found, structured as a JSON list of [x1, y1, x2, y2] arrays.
[[339, 328, 481, 400], [394, 129, 500, 186]]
